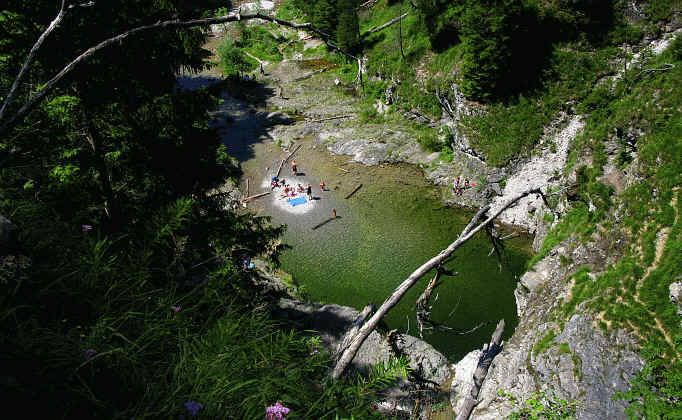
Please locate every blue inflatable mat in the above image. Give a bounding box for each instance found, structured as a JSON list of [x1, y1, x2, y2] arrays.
[[287, 196, 307, 206]]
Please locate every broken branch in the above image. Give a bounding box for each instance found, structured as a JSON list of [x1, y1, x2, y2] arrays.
[[331, 188, 543, 379], [0, 12, 359, 135]]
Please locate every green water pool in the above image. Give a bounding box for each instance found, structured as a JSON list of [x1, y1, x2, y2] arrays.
[[243, 138, 533, 362]]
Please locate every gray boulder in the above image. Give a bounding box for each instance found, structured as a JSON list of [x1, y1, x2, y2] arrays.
[[0, 215, 18, 254]]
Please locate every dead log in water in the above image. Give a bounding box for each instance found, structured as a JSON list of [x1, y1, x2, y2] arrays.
[[344, 183, 362, 199]]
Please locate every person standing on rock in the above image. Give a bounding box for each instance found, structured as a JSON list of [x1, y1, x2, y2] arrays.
[[454, 177, 460, 196], [277, 85, 283, 98], [306, 184, 312, 201], [291, 160, 298, 176], [319, 181, 326, 192], [260, 62, 264, 75]]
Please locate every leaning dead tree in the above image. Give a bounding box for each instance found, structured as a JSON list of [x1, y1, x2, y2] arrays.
[[331, 187, 548, 379], [455, 319, 505, 420], [0, 7, 360, 135]]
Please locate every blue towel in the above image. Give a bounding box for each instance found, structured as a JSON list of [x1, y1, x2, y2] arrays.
[[288, 196, 307, 206]]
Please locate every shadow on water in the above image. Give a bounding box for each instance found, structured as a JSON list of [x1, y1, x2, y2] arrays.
[[177, 75, 296, 162]]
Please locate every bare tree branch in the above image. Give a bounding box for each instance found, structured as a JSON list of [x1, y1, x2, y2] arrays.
[[415, 265, 457, 338], [484, 225, 504, 272], [331, 188, 544, 379], [0, 11, 358, 135], [0, 0, 67, 123]]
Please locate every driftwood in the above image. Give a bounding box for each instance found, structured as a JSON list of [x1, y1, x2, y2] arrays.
[[331, 188, 546, 379], [242, 191, 270, 202], [338, 167, 350, 173], [284, 144, 302, 164], [361, 12, 409, 37], [344, 184, 363, 199], [455, 320, 505, 420], [307, 115, 352, 123], [0, 11, 361, 135], [276, 159, 285, 177]]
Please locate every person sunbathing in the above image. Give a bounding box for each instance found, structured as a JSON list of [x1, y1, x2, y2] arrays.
[[297, 183, 305, 193]]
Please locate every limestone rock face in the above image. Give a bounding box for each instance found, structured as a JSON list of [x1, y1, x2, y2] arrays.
[[461, 243, 644, 420], [488, 115, 583, 233], [670, 281, 682, 317], [273, 298, 449, 384]]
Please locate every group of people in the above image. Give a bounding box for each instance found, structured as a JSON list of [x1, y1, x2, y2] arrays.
[[268, 159, 329, 204], [270, 174, 327, 203], [453, 176, 471, 196], [271, 176, 315, 201]]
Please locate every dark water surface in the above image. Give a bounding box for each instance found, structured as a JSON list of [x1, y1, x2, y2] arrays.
[[178, 74, 532, 361]]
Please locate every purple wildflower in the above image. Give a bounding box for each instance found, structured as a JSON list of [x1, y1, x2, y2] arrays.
[[171, 306, 182, 312], [82, 224, 93, 232], [85, 349, 97, 360], [184, 401, 204, 416], [265, 401, 290, 420]]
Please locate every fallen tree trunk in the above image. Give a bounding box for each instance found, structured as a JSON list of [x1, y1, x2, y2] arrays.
[[336, 304, 375, 361], [276, 159, 285, 177], [331, 188, 545, 379], [243, 191, 270, 202], [361, 12, 409, 37], [344, 184, 363, 199], [284, 144, 302, 164], [455, 320, 505, 420], [307, 115, 352, 123]]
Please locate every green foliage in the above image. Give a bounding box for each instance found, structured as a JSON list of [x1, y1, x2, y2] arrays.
[[461, 95, 550, 166], [218, 38, 255, 75], [336, 0, 360, 54], [240, 25, 284, 63], [533, 329, 557, 356], [457, 0, 523, 100], [615, 343, 682, 420], [414, 0, 463, 50], [275, 0, 307, 22], [417, 129, 442, 152], [499, 389, 578, 419], [313, 0, 337, 36]]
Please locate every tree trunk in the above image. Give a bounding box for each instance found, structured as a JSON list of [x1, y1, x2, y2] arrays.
[[455, 320, 505, 420]]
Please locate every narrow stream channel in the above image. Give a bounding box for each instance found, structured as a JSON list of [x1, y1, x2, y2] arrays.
[[178, 73, 533, 361]]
